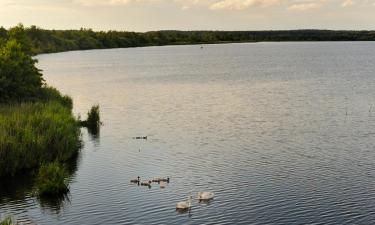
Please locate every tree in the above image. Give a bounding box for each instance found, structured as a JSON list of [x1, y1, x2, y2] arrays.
[[8, 23, 33, 55], [0, 39, 44, 102]]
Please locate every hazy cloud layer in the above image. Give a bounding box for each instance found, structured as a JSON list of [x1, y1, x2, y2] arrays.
[[1, 0, 375, 31], [71, 0, 374, 9], [1, 0, 374, 10]]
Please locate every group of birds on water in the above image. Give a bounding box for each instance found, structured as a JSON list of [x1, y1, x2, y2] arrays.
[[131, 135, 214, 212], [130, 176, 169, 188], [130, 176, 214, 211]]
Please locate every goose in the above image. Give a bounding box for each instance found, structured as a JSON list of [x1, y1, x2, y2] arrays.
[[152, 177, 162, 183], [197, 192, 214, 200], [130, 176, 140, 183], [152, 177, 169, 183], [160, 177, 170, 183], [134, 136, 147, 140], [159, 181, 166, 188], [176, 196, 192, 210], [140, 181, 152, 187]]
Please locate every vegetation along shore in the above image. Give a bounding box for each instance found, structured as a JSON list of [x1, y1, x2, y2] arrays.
[[0, 24, 100, 196], [1, 24, 375, 55]]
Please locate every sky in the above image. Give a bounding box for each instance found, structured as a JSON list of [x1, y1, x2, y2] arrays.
[[0, 0, 375, 31]]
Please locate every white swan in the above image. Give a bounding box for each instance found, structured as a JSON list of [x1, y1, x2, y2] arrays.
[[197, 192, 214, 200], [176, 196, 192, 210]]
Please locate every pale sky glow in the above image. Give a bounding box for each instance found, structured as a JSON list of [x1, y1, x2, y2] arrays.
[[1, 0, 375, 31]]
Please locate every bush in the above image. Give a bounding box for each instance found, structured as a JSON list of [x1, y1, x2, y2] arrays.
[[36, 162, 69, 196]]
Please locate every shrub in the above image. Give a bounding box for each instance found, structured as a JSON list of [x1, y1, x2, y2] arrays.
[[36, 162, 69, 196]]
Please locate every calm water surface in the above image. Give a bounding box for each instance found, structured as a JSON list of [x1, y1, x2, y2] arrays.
[[1, 42, 375, 224]]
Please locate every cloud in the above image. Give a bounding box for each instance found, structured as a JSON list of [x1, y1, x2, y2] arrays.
[[2, 0, 374, 11], [341, 0, 354, 6], [287, 0, 325, 11], [74, 0, 160, 6], [209, 0, 282, 10]]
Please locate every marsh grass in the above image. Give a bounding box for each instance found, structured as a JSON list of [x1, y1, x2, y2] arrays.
[[36, 162, 69, 196], [0, 217, 17, 225], [80, 105, 101, 134], [0, 101, 81, 177]]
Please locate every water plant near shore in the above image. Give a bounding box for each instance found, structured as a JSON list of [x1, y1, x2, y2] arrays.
[[80, 104, 101, 134], [36, 162, 69, 196], [0, 216, 17, 225]]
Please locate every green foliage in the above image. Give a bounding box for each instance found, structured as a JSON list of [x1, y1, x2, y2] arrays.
[[0, 102, 81, 177], [0, 38, 44, 103], [36, 162, 69, 196], [86, 105, 101, 128], [2, 24, 375, 55], [39, 86, 73, 109], [0, 217, 17, 225], [80, 105, 101, 134]]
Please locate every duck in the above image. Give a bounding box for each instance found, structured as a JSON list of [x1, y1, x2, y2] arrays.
[[197, 192, 214, 200], [176, 196, 192, 210], [130, 176, 140, 183], [140, 180, 152, 187]]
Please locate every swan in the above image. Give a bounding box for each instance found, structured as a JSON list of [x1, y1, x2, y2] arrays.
[[197, 192, 214, 200], [176, 196, 192, 210], [130, 176, 140, 183]]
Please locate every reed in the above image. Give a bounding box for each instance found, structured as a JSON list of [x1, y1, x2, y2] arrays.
[[0, 217, 16, 225], [0, 101, 81, 177], [80, 105, 101, 134], [36, 162, 69, 196]]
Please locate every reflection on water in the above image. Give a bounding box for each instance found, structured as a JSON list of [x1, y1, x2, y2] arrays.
[[2, 42, 375, 224], [87, 125, 100, 143], [0, 149, 81, 218], [37, 193, 71, 215]]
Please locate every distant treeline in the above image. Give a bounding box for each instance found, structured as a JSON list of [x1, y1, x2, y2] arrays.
[[1, 24, 375, 54]]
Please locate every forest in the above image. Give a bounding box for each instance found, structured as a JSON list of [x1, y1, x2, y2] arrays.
[[1, 24, 375, 55]]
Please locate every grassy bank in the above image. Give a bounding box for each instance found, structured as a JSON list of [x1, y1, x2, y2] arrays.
[[0, 100, 81, 177]]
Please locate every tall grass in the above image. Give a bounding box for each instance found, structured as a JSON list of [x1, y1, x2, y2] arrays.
[[0, 217, 17, 225], [80, 105, 101, 134], [0, 101, 81, 177], [36, 162, 69, 196]]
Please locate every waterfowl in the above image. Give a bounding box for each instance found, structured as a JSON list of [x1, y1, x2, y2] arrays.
[[161, 177, 170, 183], [159, 181, 166, 188], [176, 196, 192, 210], [130, 176, 140, 183], [133, 136, 147, 140], [197, 192, 214, 200], [152, 177, 169, 183], [140, 181, 152, 187]]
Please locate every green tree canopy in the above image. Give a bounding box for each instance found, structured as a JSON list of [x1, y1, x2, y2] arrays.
[[0, 39, 44, 103]]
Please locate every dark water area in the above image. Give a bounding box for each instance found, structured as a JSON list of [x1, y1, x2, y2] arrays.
[[1, 42, 375, 224]]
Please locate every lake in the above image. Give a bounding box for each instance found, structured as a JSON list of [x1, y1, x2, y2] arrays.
[[1, 42, 375, 224]]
